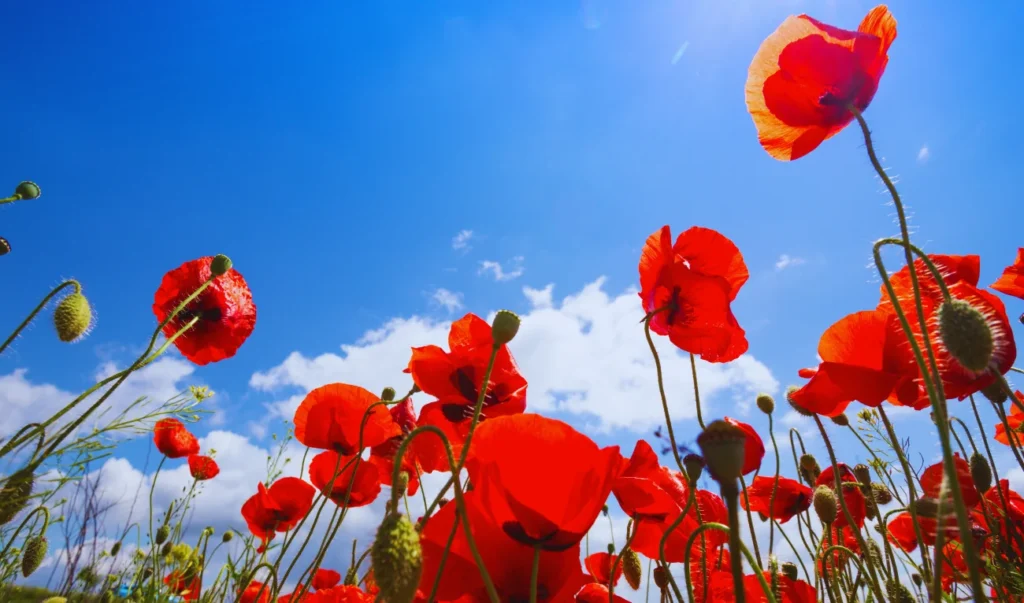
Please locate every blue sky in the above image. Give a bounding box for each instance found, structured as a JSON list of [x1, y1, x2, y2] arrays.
[[2, 0, 1023, 595]]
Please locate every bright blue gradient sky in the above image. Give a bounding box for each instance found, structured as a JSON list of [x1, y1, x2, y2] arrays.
[[2, 0, 1023, 593]]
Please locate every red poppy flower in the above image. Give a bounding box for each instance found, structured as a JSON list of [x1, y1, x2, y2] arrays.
[[885, 510, 960, 552], [575, 583, 631, 603], [790, 309, 921, 415], [240, 477, 315, 543], [165, 572, 201, 601], [304, 586, 374, 603], [152, 257, 256, 366], [705, 571, 815, 603], [638, 226, 748, 363], [277, 592, 306, 603], [983, 480, 1024, 523], [187, 455, 219, 481], [464, 414, 621, 551], [816, 525, 860, 575], [740, 475, 811, 523], [419, 490, 588, 601], [311, 569, 342, 591], [920, 455, 980, 508], [994, 391, 1024, 448], [583, 552, 623, 587], [776, 574, 817, 603], [612, 440, 728, 563], [992, 248, 1024, 300], [308, 450, 381, 508], [368, 398, 422, 496], [153, 418, 200, 459], [240, 582, 272, 603], [408, 313, 527, 471], [723, 417, 765, 475], [815, 464, 865, 529], [293, 383, 400, 454], [745, 5, 897, 160]]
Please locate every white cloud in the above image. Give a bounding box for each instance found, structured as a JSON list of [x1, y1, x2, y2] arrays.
[[430, 288, 464, 313], [917, 145, 930, 164], [478, 256, 525, 282], [451, 229, 474, 251], [250, 278, 778, 434], [775, 254, 806, 272]]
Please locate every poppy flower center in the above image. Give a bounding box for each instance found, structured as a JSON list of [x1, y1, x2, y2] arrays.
[[176, 301, 223, 325], [664, 287, 694, 327], [440, 367, 506, 423]]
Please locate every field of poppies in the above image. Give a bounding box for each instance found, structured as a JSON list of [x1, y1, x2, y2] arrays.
[[3, 4, 1024, 603]]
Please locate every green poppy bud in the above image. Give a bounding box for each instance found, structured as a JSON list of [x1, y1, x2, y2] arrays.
[[0, 468, 35, 526], [813, 485, 837, 524], [155, 525, 170, 545], [756, 394, 775, 415], [370, 513, 422, 603], [53, 292, 93, 343], [491, 310, 521, 345], [21, 535, 47, 577], [970, 452, 993, 493], [14, 181, 41, 201], [830, 413, 849, 427], [222, 530, 234, 543], [381, 387, 396, 401], [210, 254, 232, 277], [621, 547, 642, 590], [938, 299, 994, 372]]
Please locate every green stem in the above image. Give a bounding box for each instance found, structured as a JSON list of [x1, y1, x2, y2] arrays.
[[0, 280, 79, 356], [643, 308, 686, 473], [609, 521, 638, 601], [529, 545, 541, 603], [428, 506, 462, 601], [453, 343, 501, 471], [738, 475, 762, 568], [725, 486, 746, 603], [683, 522, 777, 603], [659, 483, 696, 603], [689, 352, 706, 430], [0, 506, 50, 561], [767, 412, 780, 557], [772, 520, 811, 582]]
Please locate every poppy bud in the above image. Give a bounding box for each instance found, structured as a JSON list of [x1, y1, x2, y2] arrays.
[[781, 561, 799, 581], [21, 535, 47, 577], [437, 497, 449, 508], [812, 485, 837, 524], [830, 413, 849, 427], [14, 181, 41, 201], [980, 381, 1009, 405], [911, 497, 940, 519], [756, 394, 775, 415], [222, 531, 234, 543], [696, 420, 747, 486], [53, 292, 93, 343], [853, 464, 871, 488], [621, 547, 642, 590], [786, 386, 814, 417], [160, 541, 173, 557], [490, 310, 520, 345], [210, 254, 232, 277], [682, 454, 705, 484], [110, 542, 121, 556], [0, 237, 10, 256], [937, 299, 994, 372], [601, 504, 609, 516], [886, 580, 915, 603], [344, 566, 358, 585], [871, 483, 893, 506], [653, 566, 669, 589], [970, 452, 992, 493], [370, 513, 422, 603], [0, 468, 35, 526], [799, 454, 820, 484], [381, 387, 396, 401], [156, 525, 170, 545], [911, 574, 922, 588]]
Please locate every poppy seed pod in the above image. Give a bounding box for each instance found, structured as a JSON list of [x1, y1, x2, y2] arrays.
[[621, 547, 642, 590], [980, 381, 1008, 405], [938, 299, 995, 372], [812, 485, 837, 524], [830, 413, 849, 427], [696, 420, 748, 485], [871, 483, 893, 506], [653, 566, 669, 589], [490, 310, 520, 345], [155, 525, 170, 545], [370, 513, 422, 603], [756, 393, 775, 415], [381, 387, 396, 401], [682, 453, 705, 484], [210, 254, 232, 277], [781, 561, 799, 581], [53, 292, 92, 343], [14, 181, 41, 200], [21, 535, 47, 577], [0, 237, 10, 256], [853, 464, 872, 488], [0, 468, 35, 526], [970, 452, 993, 493]]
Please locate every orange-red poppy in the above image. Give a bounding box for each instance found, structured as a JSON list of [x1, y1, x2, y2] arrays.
[[638, 225, 749, 363], [240, 477, 315, 543], [152, 257, 256, 365], [816, 524, 860, 575], [994, 391, 1024, 447], [583, 552, 622, 587], [705, 571, 815, 603], [992, 248, 1024, 300], [311, 569, 342, 591], [464, 414, 621, 551], [740, 475, 811, 523], [885, 509, 968, 553], [723, 417, 765, 475], [790, 309, 921, 415], [165, 571, 201, 601], [240, 581, 272, 603], [920, 455, 980, 508], [408, 313, 527, 471], [187, 454, 219, 481], [153, 418, 200, 459], [419, 490, 588, 601], [368, 398, 422, 496], [303, 586, 374, 603], [293, 383, 400, 454], [308, 450, 381, 508], [815, 464, 866, 529], [575, 583, 631, 603], [745, 5, 897, 160]]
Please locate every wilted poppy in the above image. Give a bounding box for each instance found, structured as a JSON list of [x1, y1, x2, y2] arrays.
[[741, 475, 811, 523], [152, 257, 256, 366], [311, 569, 342, 591], [153, 418, 200, 459], [992, 248, 1024, 300], [745, 5, 897, 160], [994, 392, 1024, 448], [790, 309, 921, 415], [465, 414, 621, 551], [187, 455, 219, 481], [240, 477, 315, 543], [368, 398, 422, 496], [815, 464, 866, 529], [408, 313, 527, 470], [165, 571, 201, 601], [293, 383, 400, 454], [575, 583, 631, 603], [240, 581, 272, 603], [920, 455, 980, 508], [638, 225, 749, 362], [583, 552, 623, 587], [723, 417, 765, 475], [308, 450, 381, 508], [419, 490, 588, 601]]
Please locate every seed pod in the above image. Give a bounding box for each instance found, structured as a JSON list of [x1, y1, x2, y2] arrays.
[[620, 547, 642, 590], [21, 535, 47, 577], [370, 513, 422, 603], [0, 468, 35, 526], [696, 420, 748, 485], [491, 310, 521, 345], [938, 299, 994, 372]]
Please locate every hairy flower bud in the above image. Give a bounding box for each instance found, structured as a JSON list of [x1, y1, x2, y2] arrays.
[[853, 464, 872, 488], [222, 531, 234, 543], [756, 394, 775, 415], [394, 471, 410, 498], [683, 454, 705, 485], [160, 541, 173, 558], [14, 181, 41, 201], [607, 543, 615, 555], [21, 535, 47, 577], [653, 566, 669, 589], [886, 580, 915, 603], [911, 574, 922, 588], [830, 413, 849, 427], [871, 483, 893, 506], [980, 381, 1009, 405], [621, 547, 642, 590], [110, 541, 122, 556], [696, 420, 747, 485], [799, 454, 820, 484], [781, 561, 799, 581], [371, 513, 422, 603], [911, 497, 940, 519], [970, 452, 993, 493], [938, 299, 994, 372], [491, 310, 521, 345], [0, 468, 35, 526], [53, 292, 92, 343], [786, 385, 814, 417], [601, 504, 609, 517], [813, 485, 837, 524], [210, 254, 232, 277], [155, 525, 170, 545], [437, 497, 449, 508], [381, 387, 396, 401]]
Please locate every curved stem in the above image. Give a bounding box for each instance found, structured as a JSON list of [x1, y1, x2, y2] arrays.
[[772, 520, 810, 583], [738, 475, 762, 568], [609, 520, 638, 601], [689, 353, 705, 430], [644, 309, 685, 473], [683, 523, 777, 603], [767, 413, 780, 557], [0, 280, 79, 356], [659, 488, 695, 603]]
